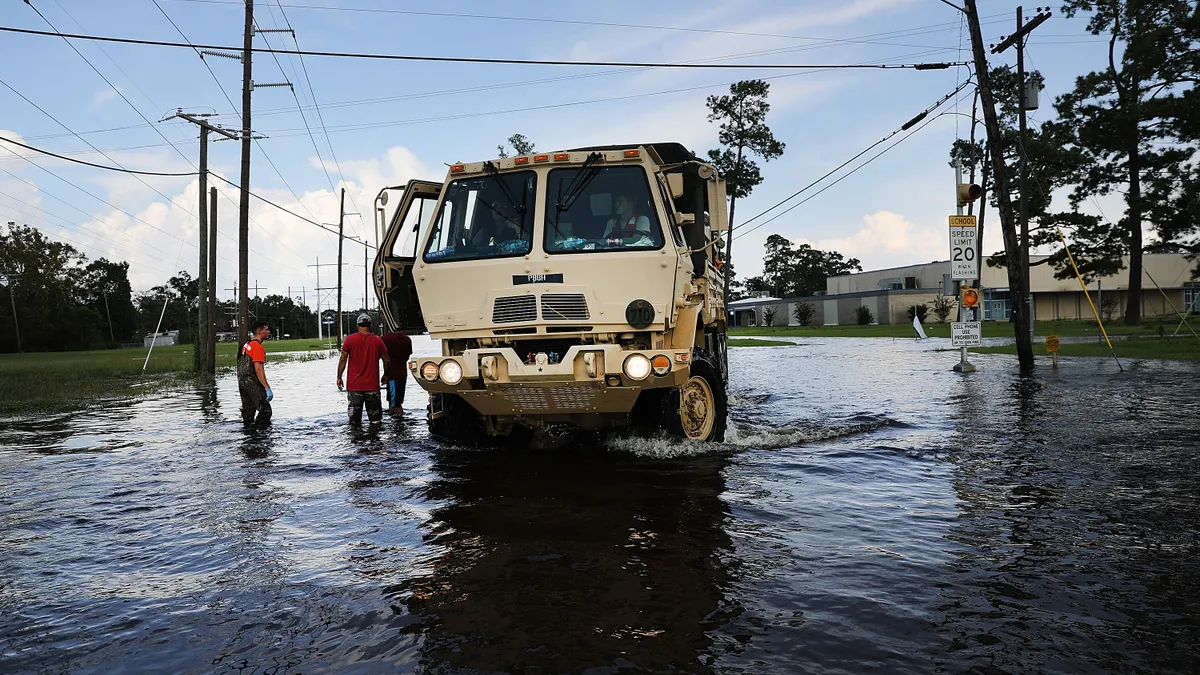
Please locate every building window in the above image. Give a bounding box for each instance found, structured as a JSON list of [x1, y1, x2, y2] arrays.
[[1185, 282, 1200, 314], [984, 288, 1011, 321]]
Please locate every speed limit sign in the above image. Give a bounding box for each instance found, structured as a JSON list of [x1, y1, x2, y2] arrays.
[[949, 215, 978, 279]]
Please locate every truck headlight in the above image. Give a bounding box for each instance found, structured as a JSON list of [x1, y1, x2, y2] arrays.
[[651, 354, 671, 376], [420, 362, 439, 382], [439, 359, 463, 385], [623, 353, 651, 381]]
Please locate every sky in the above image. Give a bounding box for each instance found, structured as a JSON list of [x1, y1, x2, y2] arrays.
[[0, 0, 1118, 308]]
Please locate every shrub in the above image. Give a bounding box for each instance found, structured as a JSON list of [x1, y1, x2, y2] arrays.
[[762, 307, 777, 326], [855, 305, 874, 325], [906, 304, 929, 323], [932, 294, 954, 323], [793, 301, 816, 326], [1100, 294, 1120, 322]]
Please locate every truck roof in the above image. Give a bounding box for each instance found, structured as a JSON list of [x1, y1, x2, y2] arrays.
[[566, 142, 697, 165]]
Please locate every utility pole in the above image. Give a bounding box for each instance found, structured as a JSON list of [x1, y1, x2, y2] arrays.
[[165, 109, 237, 374], [309, 258, 341, 341], [1, 274, 20, 353], [337, 187, 345, 346], [363, 240, 368, 317], [237, 0, 254, 342], [964, 0, 1039, 372], [208, 187, 218, 374], [102, 289, 114, 342]]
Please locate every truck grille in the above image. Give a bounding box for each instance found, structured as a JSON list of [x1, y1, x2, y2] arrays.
[[540, 293, 590, 321], [498, 384, 599, 411], [492, 295, 537, 323]]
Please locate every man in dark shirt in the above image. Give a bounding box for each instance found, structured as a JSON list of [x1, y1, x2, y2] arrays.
[[336, 313, 390, 426], [380, 328, 413, 413]]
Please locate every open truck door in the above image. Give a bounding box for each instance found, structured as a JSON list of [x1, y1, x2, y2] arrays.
[[373, 179, 442, 332]]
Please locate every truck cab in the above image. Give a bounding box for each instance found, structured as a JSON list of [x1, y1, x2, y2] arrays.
[[374, 142, 729, 441]]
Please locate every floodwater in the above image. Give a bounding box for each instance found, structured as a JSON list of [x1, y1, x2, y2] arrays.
[[1, 336, 1198, 674]]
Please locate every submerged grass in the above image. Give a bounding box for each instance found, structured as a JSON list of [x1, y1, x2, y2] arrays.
[[728, 338, 795, 347], [732, 318, 1188, 339], [0, 339, 337, 415], [973, 335, 1200, 361]]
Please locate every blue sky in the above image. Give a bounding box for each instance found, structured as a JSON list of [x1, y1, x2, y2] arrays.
[[0, 0, 1114, 302]]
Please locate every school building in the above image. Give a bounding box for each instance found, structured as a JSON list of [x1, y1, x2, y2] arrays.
[[729, 253, 1199, 327]]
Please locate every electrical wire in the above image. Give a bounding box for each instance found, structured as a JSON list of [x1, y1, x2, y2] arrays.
[[734, 85, 975, 242], [0, 136, 198, 176], [164, 0, 1005, 46], [0, 25, 969, 69], [735, 79, 974, 233], [148, 0, 329, 232], [209, 172, 374, 249]]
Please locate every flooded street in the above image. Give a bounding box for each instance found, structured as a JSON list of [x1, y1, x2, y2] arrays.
[[2, 337, 1198, 674]]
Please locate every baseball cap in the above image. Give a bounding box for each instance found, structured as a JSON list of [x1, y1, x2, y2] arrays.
[[356, 313, 372, 326]]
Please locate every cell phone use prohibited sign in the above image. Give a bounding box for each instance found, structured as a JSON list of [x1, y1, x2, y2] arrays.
[[949, 215, 978, 280]]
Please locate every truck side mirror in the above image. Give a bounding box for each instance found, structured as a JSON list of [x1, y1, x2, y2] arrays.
[[666, 174, 685, 199]]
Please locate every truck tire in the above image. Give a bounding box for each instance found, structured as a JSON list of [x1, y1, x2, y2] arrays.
[[427, 393, 485, 442], [664, 355, 727, 442]]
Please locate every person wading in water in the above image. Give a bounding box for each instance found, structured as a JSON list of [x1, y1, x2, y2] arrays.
[[337, 313, 390, 426], [237, 321, 273, 426]]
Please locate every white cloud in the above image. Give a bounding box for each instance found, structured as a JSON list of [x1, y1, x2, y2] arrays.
[[796, 209, 946, 270]]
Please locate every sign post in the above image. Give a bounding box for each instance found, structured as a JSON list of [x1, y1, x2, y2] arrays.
[[1045, 334, 1060, 369], [949, 215, 979, 280], [949, 214, 980, 372]]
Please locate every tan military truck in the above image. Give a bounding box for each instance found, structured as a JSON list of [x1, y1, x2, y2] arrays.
[[373, 142, 729, 441]]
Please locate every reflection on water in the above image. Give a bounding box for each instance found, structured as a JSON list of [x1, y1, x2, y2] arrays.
[[1, 337, 1198, 674], [390, 447, 733, 673]]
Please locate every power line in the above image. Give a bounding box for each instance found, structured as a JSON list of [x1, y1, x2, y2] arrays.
[[273, 0, 368, 242], [0, 25, 968, 69], [734, 84, 975, 242], [164, 0, 1001, 46], [209, 172, 375, 249], [738, 79, 974, 232], [149, 0, 329, 232], [0, 136, 198, 176]]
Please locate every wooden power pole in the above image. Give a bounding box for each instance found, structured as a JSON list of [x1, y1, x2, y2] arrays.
[[237, 0, 254, 342], [337, 187, 345, 346], [963, 0, 1038, 372]]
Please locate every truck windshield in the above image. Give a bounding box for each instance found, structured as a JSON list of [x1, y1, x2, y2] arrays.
[[423, 171, 536, 263], [544, 165, 665, 254]]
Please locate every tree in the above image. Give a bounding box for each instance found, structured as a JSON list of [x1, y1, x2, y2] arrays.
[[855, 305, 874, 325], [497, 133, 536, 158], [932, 294, 954, 323], [78, 259, 138, 343], [757, 234, 862, 298], [0, 222, 97, 352], [762, 307, 777, 326], [964, 0, 1035, 371], [706, 80, 786, 312], [1043, 0, 1200, 324], [793, 301, 816, 326]]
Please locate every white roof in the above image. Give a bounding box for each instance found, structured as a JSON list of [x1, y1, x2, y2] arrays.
[[728, 296, 782, 307]]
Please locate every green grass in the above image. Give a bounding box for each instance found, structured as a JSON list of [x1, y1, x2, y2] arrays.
[[973, 335, 1200, 361], [732, 318, 1188, 339], [728, 338, 795, 347], [0, 339, 336, 415]]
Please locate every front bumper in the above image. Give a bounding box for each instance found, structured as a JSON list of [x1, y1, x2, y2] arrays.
[[409, 345, 690, 416]]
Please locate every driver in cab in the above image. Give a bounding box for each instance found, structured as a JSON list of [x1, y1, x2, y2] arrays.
[[470, 202, 524, 247], [601, 193, 653, 246]]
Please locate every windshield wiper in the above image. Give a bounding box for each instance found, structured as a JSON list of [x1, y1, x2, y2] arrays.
[[551, 152, 603, 237], [482, 161, 529, 235]]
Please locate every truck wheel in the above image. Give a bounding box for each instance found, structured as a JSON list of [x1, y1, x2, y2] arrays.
[[428, 393, 485, 442], [665, 358, 727, 442]]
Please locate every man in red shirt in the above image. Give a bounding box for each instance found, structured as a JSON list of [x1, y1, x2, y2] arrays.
[[337, 313, 390, 426], [380, 327, 413, 413], [237, 321, 273, 426]]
